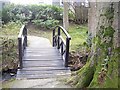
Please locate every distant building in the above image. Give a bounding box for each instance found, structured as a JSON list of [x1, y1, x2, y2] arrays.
[[52, 0, 60, 6], [0, 0, 10, 9], [52, 0, 64, 6]]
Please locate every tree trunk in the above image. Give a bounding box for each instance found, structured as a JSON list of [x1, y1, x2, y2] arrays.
[[63, 0, 69, 31], [68, 2, 119, 88]]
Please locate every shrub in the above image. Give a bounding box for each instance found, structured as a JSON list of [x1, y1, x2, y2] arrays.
[[32, 19, 59, 29]]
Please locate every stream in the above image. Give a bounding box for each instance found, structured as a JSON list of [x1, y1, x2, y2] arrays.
[[2, 69, 17, 82]]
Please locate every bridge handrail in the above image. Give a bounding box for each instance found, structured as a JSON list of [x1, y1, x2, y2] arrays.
[[53, 25, 71, 67], [18, 25, 27, 69]]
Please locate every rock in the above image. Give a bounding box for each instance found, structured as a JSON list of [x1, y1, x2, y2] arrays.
[[10, 73, 15, 76]]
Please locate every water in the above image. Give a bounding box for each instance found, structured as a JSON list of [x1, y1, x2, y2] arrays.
[[2, 69, 17, 82]]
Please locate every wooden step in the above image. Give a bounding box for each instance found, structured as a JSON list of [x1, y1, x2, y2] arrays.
[[17, 67, 70, 71], [17, 69, 70, 75], [16, 73, 71, 79], [22, 61, 64, 67], [24, 56, 62, 60], [23, 58, 63, 61], [24, 52, 61, 55]]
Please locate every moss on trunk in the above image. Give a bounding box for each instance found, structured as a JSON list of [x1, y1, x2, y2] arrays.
[[68, 2, 119, 88]]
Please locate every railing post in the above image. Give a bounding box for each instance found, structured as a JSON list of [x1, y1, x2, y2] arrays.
[[53, 29, 55, 47], [65, 38, 70, 67], [18, 38, 23, 69], [61, 42, 63, 55], [57, 27, 60, 49], [24, 26, 27, 47]]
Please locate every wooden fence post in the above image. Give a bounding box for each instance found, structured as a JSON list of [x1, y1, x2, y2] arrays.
[[57, 27, 60, 49], [24, 27, 27, 48], [18, 38, 23, 69], [53, 29, 55, 47], [65, 38, 70, 67]]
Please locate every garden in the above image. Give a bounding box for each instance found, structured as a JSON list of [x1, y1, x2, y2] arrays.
[[1, 3, 88, 83], [1, 1, 119, 88]]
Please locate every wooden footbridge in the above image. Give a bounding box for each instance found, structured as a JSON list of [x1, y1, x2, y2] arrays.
[[17, 25, 71, 79]]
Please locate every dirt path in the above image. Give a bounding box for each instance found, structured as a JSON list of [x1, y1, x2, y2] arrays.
[[2, 77, 71, 88]]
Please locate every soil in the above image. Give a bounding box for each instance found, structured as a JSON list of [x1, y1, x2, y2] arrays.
[[69, 51, 89, 71]]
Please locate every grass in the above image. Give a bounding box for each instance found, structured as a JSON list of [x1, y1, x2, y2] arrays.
[[27, 23, 88, 52], [68, 23, 88, 52], [0, 22, 21, 36]]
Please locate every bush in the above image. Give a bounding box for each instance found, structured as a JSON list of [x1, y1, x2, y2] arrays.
[[32, 19, 59, 29], [2, 4, 11, 24], [2, 4, 63, 29], [2, 4, 63, 23]]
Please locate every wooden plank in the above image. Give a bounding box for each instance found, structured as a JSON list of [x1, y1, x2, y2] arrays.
[[26, 47, 58, 50], [24, 52, 60, 55], [25, 51, 59, 54], [18, 67, 70, 71], [25, 50, 59, 53], [23, 56, 62, 60], [24, 53, 61, 56], [16, 73, 71, 79], [22, 62, 64, 67], [22, 60, 64, 64], [26, 47, 56, 49], [17, 69, 70, 75], [25, 50, 60, 53], [23, 60, 63, 64], [23, 58, 63, 61]]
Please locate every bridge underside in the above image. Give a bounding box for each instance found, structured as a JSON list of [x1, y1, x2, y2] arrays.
[[17, 36, 70, 79]]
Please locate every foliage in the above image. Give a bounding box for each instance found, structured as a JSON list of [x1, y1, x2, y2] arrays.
[[2, 4, 63, 29], [2, 4, 12, 24], [32, 19, 59, 29], [68, 10, 75, 21], [0, 22, 21, 71], [1, 37, 18, 71]]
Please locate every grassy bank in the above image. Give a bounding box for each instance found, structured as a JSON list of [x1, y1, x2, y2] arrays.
[[0, 22, 22, 71], [68, 23, 88, 52]]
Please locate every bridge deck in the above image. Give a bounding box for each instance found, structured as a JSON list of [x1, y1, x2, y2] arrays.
[[17, 36, 70, 79]]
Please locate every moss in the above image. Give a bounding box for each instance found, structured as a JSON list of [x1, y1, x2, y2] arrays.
[[74, 56, 96, 88], [71, 3, 118, 88], [103, 48, 118, 88], [104, 3, 114, 20], [89, 3, 118, 88], [103, 26, 115, 38]]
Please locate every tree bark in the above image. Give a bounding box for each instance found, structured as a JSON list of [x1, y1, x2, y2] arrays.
[[63, 0, 69, 31], [68, 2, 119, 88]]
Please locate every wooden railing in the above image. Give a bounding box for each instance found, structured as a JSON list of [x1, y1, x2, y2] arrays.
[[18, 25, 27, 69], [53, 26, 71, 67]]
